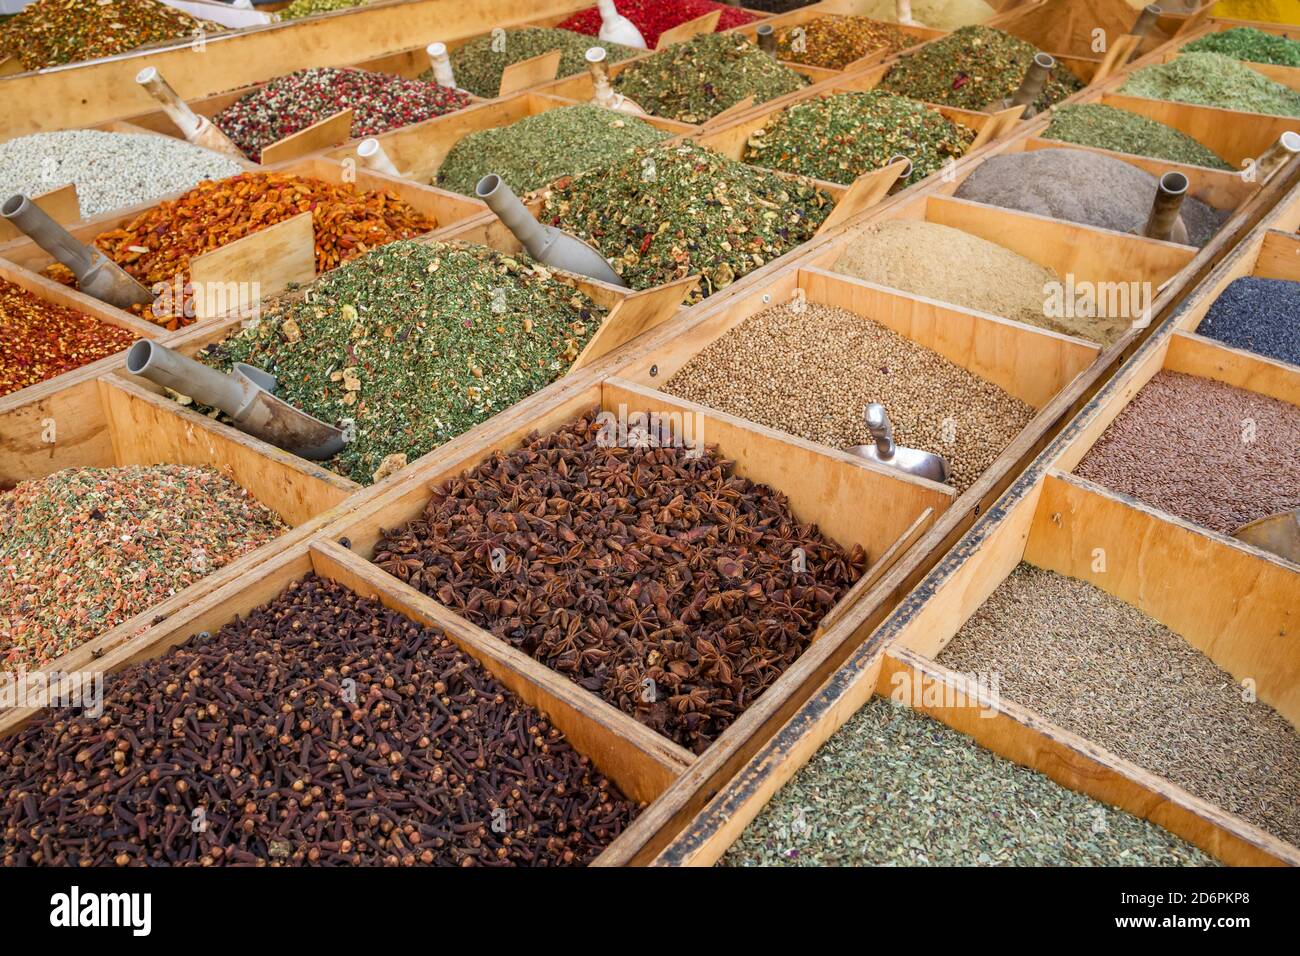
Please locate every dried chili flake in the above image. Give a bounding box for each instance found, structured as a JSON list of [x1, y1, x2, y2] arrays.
[[557, 0, 757, 49], [776, 16, 914, 69]]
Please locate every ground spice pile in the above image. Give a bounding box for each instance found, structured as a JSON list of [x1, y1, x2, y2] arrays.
[[953, 148, 1226, 247], [437, 105, 668, 196], [743, 0, 820, 11], [724, 698, 1215, 866], [198, 241, 603, 485], [433, 28, 637, 99], [612, 32, 808, 124], [0, 279, 137, 397], [774, 16, 914, 69], [279, 0, 364, 20], [0, 466, 285, 672], [1198, 276, 1300, 366], [213, 68, 471, 163], [743, 91, 975, 186], [1185, 26, 1300, 66], [1042, 104, 1233, 170], [1120, 52, 1300, 117], [939, 564, 1300, 847], [0, 0, 217, 70], [373, 411, 866, 754], [539, 142, 832, 301], [0, 575, 638, 866], [880, 26, 1083, 112], [557, 0, 757, 49], [849, 0, 994, 30], [663, 302, 1036, 491], [1074, 370, 1300, 534]]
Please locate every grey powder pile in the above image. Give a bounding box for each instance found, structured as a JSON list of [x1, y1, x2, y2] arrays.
[[953, 148, 1226, 247], [939, 564, 1300, 846], [0, 129, 245, 218], [724, 697, 1216, 866]]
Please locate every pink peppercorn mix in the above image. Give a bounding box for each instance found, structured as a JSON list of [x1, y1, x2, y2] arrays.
[[558, 0, 758, 49]]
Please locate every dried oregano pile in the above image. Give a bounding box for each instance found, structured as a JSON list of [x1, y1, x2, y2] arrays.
[[432, 27, 637, 99], [1120, 52, 1300, 117], [539, 141, 833, 300], [1042, 104, 1233, 170], [279, 0, 364, 20], [437, 105, 668, 196], [744, 91, 975, 186], [613, 33, 808, 124], [1185, 26, 1300, 67], [198, 241, 604, 485]]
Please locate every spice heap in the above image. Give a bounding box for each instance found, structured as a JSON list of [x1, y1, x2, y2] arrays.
[[434, 28, 637, 99], [743, 0, 820, 10], [373, 411, 865, 755], [1185, 26, 1300, 67], [0, 575, 638, 866], [437, 105, 668, 196], [953, 148, 1226, 247], [539, 142, 832, 300], [940, 564, 1300, 846], [1210, 0, 1298, 22], [1120, 52, 1300, 117], [743, 91, 975, 187], [880, 26, 1083, 113], [725, 699, 1216, 866], [0, 466, 286, 672], [0, 130, 245, 219], [198, 241, 603, 485], [851, 0, 995, 30], [52, 173, 434, 329], [774, 16, 914, 69], [1198, 277, 1300, 366], [213, 68, 471, 163], [557, 0, 757, 49], [279, 0, 365, 20], [1074, 371, 1300, 534], [0, 279, 138, 398], [0, 0, 217, 71], [663, 302, 1036, 491], [613, 33, 808, 123], [1042, 104, 1233, 170]]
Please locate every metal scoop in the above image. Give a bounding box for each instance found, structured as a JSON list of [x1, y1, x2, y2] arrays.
[[2, 194, 155, 310], [126, 340, 348, 460], [845, 403, 950, 484], [1142, 171, 1190, 245], [1233, 509, 1300, 565], [990, 52, 1055, 117]]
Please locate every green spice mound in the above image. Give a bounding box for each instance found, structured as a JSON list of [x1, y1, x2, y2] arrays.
[[880, 26, 1083, 112], [431, 27, 638, 98], [1043, 104, 1233, 170], [199, 241, 604, 485], [723, 699, 1217, 866], [744, 91, 975, 186], [540, 142, 833, 300], [1120, 52, 1300, 117], [279, 0, 364, 20], [613, 33, 808, 123], [1185, 26, 1300, 67], [437, 105, 669, 196]]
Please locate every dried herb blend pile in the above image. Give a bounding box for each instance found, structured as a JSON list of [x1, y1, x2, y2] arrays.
[[0, 576, 638, 866], [612, 33, 808, 124], [374, 411, 866, 754], [0, 466, 286, 673], [725, 699, 1216, 866], [663, 302, 1036, 492], [1120, 52, 1300, 117], [880, 26, 1083, 113], [213, 68, 471, 163], [0, 0, 217, 71], [743, 91, 975, 186], [850, 0, 995, 30], [0, 279, 137, 397], [940, 564, 1300, 846], [557, 0, 757, 49], [1185, 26, 1300, 67], [539, 142, 833, 301], [198, 241, 603, 485], [436, 105, 668, 196], [953, 148, 1226, 247], [1074, 371, 1300, 534], [1198, 276, 1300, 366], [1042, 104, 1233, 170], [433, 28, 637, 99], [279, 0, 365, 20], [774, 16, 914, 69]]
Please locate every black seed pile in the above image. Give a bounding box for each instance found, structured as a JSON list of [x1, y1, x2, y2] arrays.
[[1197, 276, 1300, 367]]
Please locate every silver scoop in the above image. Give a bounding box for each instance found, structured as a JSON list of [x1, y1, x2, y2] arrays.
[[990, 52, 1056, 117], [2, 194, 154, 310], [845, 403, 950, 484], [1233, 509, 1300, 565], [126, 340, 348, 460], [1142, 171, 1190, 244]]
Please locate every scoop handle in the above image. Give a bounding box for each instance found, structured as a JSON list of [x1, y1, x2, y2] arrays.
[[126, 340, 254, 418], [2, 193, 96, 277]]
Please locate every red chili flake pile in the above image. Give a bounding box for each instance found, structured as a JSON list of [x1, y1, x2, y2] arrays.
[[0, 278, 137, 398], [0, 465, 287, 673], [0, 0, 219, 71], [557, 0, 757, 49], [212, 67, 471, 163]]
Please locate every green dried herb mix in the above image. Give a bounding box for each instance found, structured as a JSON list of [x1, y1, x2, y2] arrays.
[[1042, 104, 1233, 170], [1184, 26, 1300, 67], [431, 27, 638, 98], [1120, 52, 1300, 117]]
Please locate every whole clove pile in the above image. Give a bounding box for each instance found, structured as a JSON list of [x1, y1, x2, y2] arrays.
[[0, 0, 218, 71], [373, 411, 867, 754], [774, 16, 915, 69], [1041, 104, 1233, 170], [433, 27, 638, 99], [1120, 52, 1300, 117], [0, 576, 638, 866], [557, 0, 757, 49]]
